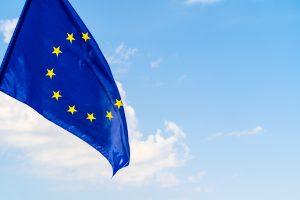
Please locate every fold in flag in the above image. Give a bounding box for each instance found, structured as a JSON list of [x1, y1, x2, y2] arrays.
[[0, 0, 130, 175]]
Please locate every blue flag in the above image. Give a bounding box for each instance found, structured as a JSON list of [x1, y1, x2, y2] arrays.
[[0, 0, 130, 175]]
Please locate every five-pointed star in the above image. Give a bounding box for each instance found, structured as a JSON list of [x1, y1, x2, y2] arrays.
[[106, 111, 114, 121], [68, 105, 77, 115], [82, 32, 91, 42], [52, 91, 62, 101], [114, 99, 123, 109], [46, 68, 56, 79], [87, 113, 96, 122], [66, 33, 75, 43], [52, 46, 62, 57]]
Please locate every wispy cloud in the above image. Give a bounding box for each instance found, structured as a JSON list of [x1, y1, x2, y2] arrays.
[[106, 43, 138, 75], [115, 43, 138, 61], [187, 171, 212, 194], [195, 186, 214, 193], [0, 82, 190, 188], [206, 126, 264, 141], [188, 171, 206, 182], [186, 0, 221, 5], [0, 18, 18, 44], [156, 172, 180, 188], [150, 58, 163, 69]]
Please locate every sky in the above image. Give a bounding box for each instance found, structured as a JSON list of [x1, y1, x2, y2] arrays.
[[0, 0, 300, 199]]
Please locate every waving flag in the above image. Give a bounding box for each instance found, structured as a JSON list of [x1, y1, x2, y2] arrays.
[[0, 0, 130, 175]]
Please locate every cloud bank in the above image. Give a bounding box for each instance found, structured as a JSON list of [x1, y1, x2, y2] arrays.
[[0, 82, 190, 187]]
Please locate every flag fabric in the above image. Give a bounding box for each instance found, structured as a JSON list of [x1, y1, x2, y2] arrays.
[[0, 0, 130, 175]]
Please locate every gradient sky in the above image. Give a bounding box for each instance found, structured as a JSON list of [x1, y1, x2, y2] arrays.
[[0, 0, 300, 200]]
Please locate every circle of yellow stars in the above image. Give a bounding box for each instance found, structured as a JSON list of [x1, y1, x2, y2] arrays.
[[46, 32, 123, 123]]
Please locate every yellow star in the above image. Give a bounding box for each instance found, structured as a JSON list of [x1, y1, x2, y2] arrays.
[[46, 68, 56, 79], [66, 33, 75, 43], [106, 111, 113, 121], [87, 113, 96, 122], [52, 91, 62, 101], [82, 32, 91, 42], [114, 99, 123, 109], [67, 105, 77, 115], [52, 46, 62, 57]]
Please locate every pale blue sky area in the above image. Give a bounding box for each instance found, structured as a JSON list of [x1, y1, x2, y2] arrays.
[[0, 0, 300, 200]]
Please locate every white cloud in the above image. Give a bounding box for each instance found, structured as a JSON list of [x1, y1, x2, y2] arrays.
[[186, 0, 221, 5], [187, 171, 212, 194], [0, 95, 51, 132], [106, 43, 138, 75], [116, 81, 142, 139], [228, 126, 263, 137], [206, 126, 264, 141], [0, 82, 190, 187], [150, 58, 163, 69], [156, 172, 180, 188], [195, 186, 213, 193], [188, 171, 206, 182], [115, 43, 138, 61], [0, 18, 18, 44]]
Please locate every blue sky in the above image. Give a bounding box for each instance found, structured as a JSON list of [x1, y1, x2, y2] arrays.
[[0, 0, 300, 199]]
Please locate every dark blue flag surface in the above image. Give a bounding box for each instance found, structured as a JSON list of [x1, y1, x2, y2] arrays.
[[0, 0, 130, 175]]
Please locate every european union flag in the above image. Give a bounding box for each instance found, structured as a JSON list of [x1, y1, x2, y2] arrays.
[[0, 0, 130, 175]]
